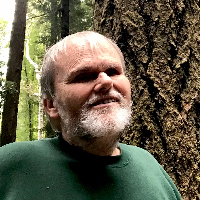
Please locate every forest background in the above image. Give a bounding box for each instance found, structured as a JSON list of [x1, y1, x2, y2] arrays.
[[0, 0, 93, 142], [0, 0, 200, 199]]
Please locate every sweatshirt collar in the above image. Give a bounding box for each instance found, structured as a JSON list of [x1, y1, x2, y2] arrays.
[[50, 133, 131, 168]]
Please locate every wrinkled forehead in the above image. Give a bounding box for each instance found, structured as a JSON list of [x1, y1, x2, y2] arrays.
[[70, 34, 115, 52], [54, 34, 124, 68]]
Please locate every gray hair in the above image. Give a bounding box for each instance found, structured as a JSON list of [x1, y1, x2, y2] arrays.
[[41, 31, 125, 100]]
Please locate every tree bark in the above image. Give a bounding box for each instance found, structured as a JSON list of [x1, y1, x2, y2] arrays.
[[50, 0, 59, 44], [94, 0, 200, 199], [0, 0, 27, 146]]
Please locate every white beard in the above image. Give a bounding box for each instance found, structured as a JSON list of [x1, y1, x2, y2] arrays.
[[57, 91, 132, 141], [79, 103, 131, 138]]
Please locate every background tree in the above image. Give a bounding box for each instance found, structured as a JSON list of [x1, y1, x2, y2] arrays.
[[60, 0, 69, 37], [15, 0, 94, 141], [69, 0, 93, 34], [0, 0, 27, 146], [94, 0, 200, 199], [0, 18, 8, 109], [28, 0, 93, 45], [16, 38, 41, 142], [16, 2, 47, 141]]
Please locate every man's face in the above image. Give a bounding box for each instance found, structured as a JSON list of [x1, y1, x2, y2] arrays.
[[53, 38, 132, 140]]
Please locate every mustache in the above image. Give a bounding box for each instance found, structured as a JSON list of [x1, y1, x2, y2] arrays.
[[83, 90, 125, 107]]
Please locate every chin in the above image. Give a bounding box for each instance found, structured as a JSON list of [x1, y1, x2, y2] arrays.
[[79, 105, 131, 138]]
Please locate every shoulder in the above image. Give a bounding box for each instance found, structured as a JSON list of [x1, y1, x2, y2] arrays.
[[119, 143, 182, 199], [0, 138, 52, 149], [0, 138, 56, 160], [119, 143, 162, 169], [119, 143, 156, 160], [0, 138, 59, 173]]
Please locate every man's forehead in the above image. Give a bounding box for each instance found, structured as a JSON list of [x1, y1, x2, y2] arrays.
[[67, 36, 114, 54], [70, 33, 109, 46], [55, 37, 120, 63]]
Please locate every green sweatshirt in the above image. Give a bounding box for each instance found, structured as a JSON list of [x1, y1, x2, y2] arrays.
[[0, 135, 182, 200]]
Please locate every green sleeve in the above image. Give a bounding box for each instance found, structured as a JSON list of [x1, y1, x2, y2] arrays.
[[159, 165, 182, 199]]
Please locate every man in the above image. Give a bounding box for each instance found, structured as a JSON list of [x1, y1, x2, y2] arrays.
[[0, 31, 182, 199]]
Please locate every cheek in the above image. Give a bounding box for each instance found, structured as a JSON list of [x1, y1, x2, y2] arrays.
[[115, 77, 131, 102], [61, 84, 93, 110]]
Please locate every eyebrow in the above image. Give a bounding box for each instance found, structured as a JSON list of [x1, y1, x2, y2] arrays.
[[68, 63, 123, 80], [65, 66, 94, 82], [70, 66, 94, 76]]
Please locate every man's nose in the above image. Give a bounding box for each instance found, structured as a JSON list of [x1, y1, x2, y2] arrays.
[[94, 72, 113, 92]]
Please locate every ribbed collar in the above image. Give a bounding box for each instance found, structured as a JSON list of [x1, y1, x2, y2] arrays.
[[50, 133, 131, 168]]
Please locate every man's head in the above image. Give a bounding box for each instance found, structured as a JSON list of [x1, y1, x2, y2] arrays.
[[41, 31, 132, 147], [41, 31, 125, 100]]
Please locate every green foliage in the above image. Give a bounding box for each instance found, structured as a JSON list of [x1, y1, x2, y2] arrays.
[[16, 57, 39, 141], [69, 0, 93, 34], [0, 19, 8, 115], [0, 61, 5, 68], [3, 81, 18, 94], [0, 18, 8, 36], [0, 62, 4, 108], [0, 18, 8, 51], [28, 22, 47, 65], [0, 80, 18, 113], [27, 0, 93, 45], [27, 0, 53, 47]]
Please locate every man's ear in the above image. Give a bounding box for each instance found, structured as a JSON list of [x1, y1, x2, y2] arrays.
[[43, 98, 59, 119]]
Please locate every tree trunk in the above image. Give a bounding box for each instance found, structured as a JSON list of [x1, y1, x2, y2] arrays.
[[0, 0, 27, 146], [94, 0, 200, 199], [28, 96, 33, 141], [50, 0, 59, 44], [60, 0, 69, 37], [37, 85, 44, 140], [25, 39, 44, 140]]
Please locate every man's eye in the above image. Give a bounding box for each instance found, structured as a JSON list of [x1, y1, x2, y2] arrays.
[[72, 73, 97, 83], [106, 68, 120, 76]]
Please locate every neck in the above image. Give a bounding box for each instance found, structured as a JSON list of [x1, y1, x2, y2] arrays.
[[62, 133, 121, 156]]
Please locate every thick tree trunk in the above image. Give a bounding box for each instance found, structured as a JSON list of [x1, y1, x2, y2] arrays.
[[61, 0, 69, 37], [0, 0, 27, 146], [94, 0, 200, 199]]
